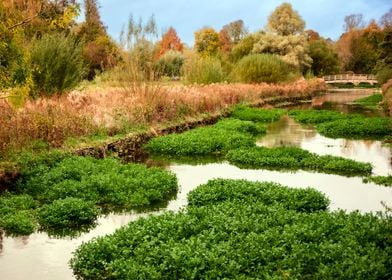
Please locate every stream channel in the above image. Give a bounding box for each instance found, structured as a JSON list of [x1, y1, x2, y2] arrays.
[[0, 90, 391, 280]]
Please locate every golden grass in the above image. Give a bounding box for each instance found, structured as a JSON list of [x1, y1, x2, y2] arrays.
[[382, 79, 392, 116], [0, 78, 326, 154]]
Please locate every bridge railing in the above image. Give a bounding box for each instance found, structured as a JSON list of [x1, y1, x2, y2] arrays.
[[324, 74, 377, 82]]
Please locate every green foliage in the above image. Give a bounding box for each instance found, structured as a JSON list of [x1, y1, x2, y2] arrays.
[[231, 106, 286, 122], [289, 109, 350, 124], [309, 39, 340, 76], [30, 33, 86, 96], [212, 118, 266, 135], [376, 64, 392, 85], [226, 146, 372, 176], [154, 50, 184, 78], [18, 156, 178, 211], [38, 198, 99, 230], [144, 125, 255, 156], [354, 94, 383, 107], [183, 56, 226, 84], [363, 175, 392, 187], [71, 179, 391, 280], [317, 117, 391, 139], [232, 54, 292, 83], [229, 35, 255, 62]]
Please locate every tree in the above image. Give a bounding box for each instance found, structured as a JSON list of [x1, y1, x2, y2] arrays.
[[219, 29, 233, 54], [222, 20, 247, 44], [344, 14, 365, 32], [267, 2, 305, 36], [194, 27, 220, 57], [380, 8, 392, 30], [229, 35, 255, 62], [309, 39, 339, 76], [157, 27, 184, 58]]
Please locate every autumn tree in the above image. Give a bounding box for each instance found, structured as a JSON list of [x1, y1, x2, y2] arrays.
[[222, 20, 247, 44], [219, 29, 233, 54], [344, 14, 365, 32], [309, 39, 339, 76], [157, 27, 184, 58], [380, 8, 392, 30], [267, 2, 305, 36], [194, 27, 220, 57], [253, 3, 311, 71]]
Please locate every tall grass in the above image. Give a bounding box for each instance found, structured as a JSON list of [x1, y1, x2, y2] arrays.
[[0, 79, 326, 155]]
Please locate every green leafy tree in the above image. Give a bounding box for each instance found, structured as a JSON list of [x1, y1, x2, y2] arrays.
[[194, 27, 220, 57], [309, 39, 339, 76], [229, 35, 255, 62]]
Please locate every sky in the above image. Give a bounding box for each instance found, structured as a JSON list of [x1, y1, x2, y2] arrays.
[[94, 0, 391, 45]]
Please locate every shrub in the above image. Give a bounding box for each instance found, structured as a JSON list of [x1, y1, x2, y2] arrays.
[[183, 56, 226, 84], [30, 34, 86, 96], [38, 198, 99, 230], [231, 53, 292, 83], [231, 106, 286, 122], [317, 117, 391, 139], [71, 179, 391, 280], [226, 146, 372, 176], [154, 50, 184, 78]]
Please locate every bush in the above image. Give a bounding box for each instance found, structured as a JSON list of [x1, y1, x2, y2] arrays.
[[38, 198, 99, 230], [231, 106, 286, 122], [231, 53, 292, 83], [30, 34, 86, 96], [317, 117, 391, 139], [226, 146, 372, 176], [154, 50, 184, 78], [71, 179, 391, 280], [183, 56, 226, 84]]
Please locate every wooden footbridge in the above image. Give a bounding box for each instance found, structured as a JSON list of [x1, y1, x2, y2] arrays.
[[323, 74, 378, 86]]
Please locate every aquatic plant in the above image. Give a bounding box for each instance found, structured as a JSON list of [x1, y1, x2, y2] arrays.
[[144, 119, 259, 156], [317, 117, 391, 139], [363, 175, 392, 187], [231, 105, 286, 122], [354, 94, 383, 107], [71, 179, 391, 280], [226, 146, 372, 176], [288, 109, 350, 124]]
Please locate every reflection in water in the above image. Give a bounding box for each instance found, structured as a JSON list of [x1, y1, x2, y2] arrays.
[[0, 90, 391, 280], [257, 116, 392, 176]]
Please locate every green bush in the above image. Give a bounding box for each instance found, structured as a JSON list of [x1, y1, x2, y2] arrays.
[[71, 179, 391, 280], [288, 109, 351, 124], [231, 53, 292, 83], [363, 175, 392, 187], [38, 198, 99, 230], [183, 56, 226, 84], [317, 117, 391, 139], [154, 50, 184, 78], [231, 106, 286, 122], [226, 146, 372, 176], [144, 119, 260, 156], [30, 34, 86, 96]]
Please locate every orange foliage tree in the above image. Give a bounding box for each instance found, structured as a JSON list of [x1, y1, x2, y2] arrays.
[[157, 27, 184, 57], [194, 27, 220, 57]]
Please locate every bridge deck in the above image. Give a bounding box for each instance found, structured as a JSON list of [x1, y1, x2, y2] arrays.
[[323, 74, 377, 85]]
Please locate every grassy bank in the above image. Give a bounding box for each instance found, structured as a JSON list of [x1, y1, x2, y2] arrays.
[[0, 153, 178, 236], [71, 179, 391, 280], [226, 146, 372, 176], [354, 93, 383, 108], [0, 79, 325, 157]]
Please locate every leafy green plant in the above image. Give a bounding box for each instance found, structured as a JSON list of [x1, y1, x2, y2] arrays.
[[288, 109, 351, 124], [71, 179, 391, 280], [363, 175, 392, 187], [144, 118, 262, 156], [231, 106, 286, 122], [317, 117, 391, 139], [38, 198, 99, 230], [354, 94, 383, 107], [226, 146, 372, 176], [0, 212, 36, 236], [231, 53, 293, 83], [30, 33, 86, 96]]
